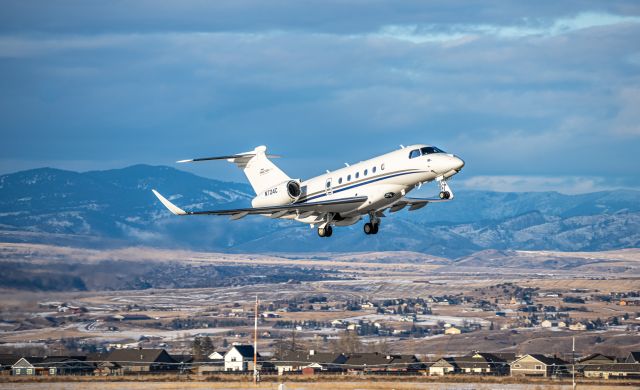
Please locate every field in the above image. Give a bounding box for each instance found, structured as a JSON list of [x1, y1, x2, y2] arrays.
[[0, 243, 639, 360]]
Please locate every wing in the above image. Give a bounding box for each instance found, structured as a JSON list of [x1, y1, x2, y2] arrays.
[[152, 189, 367, 219], [387, 196, 451, 213]]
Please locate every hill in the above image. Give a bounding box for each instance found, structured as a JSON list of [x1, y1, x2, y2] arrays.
[[1, 165, 639, 257]]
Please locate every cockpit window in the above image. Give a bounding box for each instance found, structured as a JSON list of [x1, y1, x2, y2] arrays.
[[409, 149, 421, 159], [420, 146, 445, 155]]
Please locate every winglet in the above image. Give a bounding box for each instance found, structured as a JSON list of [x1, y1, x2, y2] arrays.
[[151, 190, 187, 215]]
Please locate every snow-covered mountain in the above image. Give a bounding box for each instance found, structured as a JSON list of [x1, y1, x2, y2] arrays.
[[1, 165, 638, 258]]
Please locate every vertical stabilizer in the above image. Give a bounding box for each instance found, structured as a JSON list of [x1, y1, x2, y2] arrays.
[[229, 146, 291, 194]]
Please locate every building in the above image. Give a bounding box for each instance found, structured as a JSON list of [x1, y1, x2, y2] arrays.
[[428, 352, 516, 376], [275, 350, 347, 375], [11, 357, 45, 376], [103, 348, 176, 374], [224, 345, 258, 372], [577, 353, 617, 371], [510, 354, 569, 378], [444, 327, 461, 335], [342, 353, 398, 373], [583, 363, 640, 379], [42, 356, 94, 376], [626, 352, 640, 363]]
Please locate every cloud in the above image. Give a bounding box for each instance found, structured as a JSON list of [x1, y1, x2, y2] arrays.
[[459, 175, 638, 194], [369, 12, 640, 43]]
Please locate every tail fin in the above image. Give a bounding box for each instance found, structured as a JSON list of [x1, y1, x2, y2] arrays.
[[229, 146, 291, 194]]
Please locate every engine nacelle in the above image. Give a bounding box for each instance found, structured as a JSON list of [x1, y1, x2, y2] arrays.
[[252, 180, 301, 208]]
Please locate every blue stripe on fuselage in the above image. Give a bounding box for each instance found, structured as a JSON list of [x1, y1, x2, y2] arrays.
[[297, 170, 424, 203]]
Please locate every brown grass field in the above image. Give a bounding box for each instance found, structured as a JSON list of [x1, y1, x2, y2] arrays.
[[1, 375, 639, 390]]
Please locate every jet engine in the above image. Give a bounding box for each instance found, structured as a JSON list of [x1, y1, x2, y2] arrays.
[[252, 180, 301, 208]]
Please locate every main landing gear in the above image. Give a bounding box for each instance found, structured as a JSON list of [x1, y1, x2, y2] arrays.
[[364, 212, 380, 235], [363, 222, 379, 235], [317, 225, 333, 237]]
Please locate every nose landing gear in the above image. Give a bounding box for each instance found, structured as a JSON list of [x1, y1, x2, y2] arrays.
[[437, 179, 454, 200]]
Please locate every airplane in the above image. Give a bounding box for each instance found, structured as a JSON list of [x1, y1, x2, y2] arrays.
[[152, 144, 464, 237]]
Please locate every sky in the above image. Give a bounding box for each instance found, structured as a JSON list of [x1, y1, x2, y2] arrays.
[[0, 1, 639, 194]]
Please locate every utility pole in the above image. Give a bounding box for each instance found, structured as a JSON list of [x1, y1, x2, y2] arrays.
[[254, 295, 259, 385], [572, 336, 576, 390]]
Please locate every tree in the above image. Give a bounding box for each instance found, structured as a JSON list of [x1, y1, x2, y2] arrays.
[[222, 338, 229, 348], [201, 336, 214, 355], [192, 337, 203, 359], [334, 330, 363, 354]]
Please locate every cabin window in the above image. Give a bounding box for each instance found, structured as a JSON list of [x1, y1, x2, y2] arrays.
[[364, 169, 368, 176], [326, 181, 330, 188], [381, 163, 385, 170], [421, 146, 446, 155], [355, 172, 360, 179], [347, 174, 351, 181], [338, 177, 342, 184], [409, 149, 421, 159], [26, 369, 33, 375], [535, 365, 542, 370], [372, 166, 377, 173]]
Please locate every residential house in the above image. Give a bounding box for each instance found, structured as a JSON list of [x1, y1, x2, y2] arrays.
[[194, 352, 225, 375], [12, 357, 45, 376], [275, 350, 347, 375], [626, 352, 640, 363], [43, 356, 94, 376], [94, 361, 123, 376], [342, 353, 397, 373], [103, 348, 176, 374], [429, 354, 505, 376], [470, 352, 517, 375], [224, 345, 258, 372], [510, 354, 569, 378], [583, 363, 640, 379], [444, 327, 461, 335]]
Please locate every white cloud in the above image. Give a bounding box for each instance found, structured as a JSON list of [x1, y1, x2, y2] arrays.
[[371, 12, 640, 44], [459, 175, 637, 194]]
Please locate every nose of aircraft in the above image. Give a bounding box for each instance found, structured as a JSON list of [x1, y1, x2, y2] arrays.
[[452, 155, 465, 171]]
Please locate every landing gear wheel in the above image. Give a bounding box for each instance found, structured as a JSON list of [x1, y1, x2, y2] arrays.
[[372, 223, 379, 234], [364, 223, 373, 235], [325, 225, 333, 237], [318, 227, 326, 237], [318, 226, 333, 238], [439, 191, 451, 200]]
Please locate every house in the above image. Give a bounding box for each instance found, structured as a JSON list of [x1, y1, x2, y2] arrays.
[[470, 352, 517, 375], [0, 354, 18, 375], [12, 357, 45, 376], [103, 348, 176, 373], [569, 323, 587, 331], [576, 353, 617, 375], [626, 352, 640, 363], [583, 363, 640, 379], [275, 350, 347, 375], [444, 327, 461, 335], [208, 351, 224, 360], [429, 354, 504, 376], [510, 354, 569, 378], [94, 361, 123, 376], [42, 356, 94, 376], [342, 353, 396, 373], [225, 345, 258, 372]]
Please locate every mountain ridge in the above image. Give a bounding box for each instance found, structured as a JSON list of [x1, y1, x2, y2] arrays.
[[1, 165, 639, 258]]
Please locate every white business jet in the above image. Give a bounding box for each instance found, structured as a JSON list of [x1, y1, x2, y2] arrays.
[[152, 145, 464, 237]]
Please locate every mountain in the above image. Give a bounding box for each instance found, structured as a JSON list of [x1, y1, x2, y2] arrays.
[[1, 165, 639, 258]]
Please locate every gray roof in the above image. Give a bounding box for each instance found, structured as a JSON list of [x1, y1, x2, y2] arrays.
[[277, 351, 346, 366], [106, 349, 175, 364]]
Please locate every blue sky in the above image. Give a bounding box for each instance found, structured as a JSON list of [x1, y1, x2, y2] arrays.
[[1, 1, 639, 194]]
